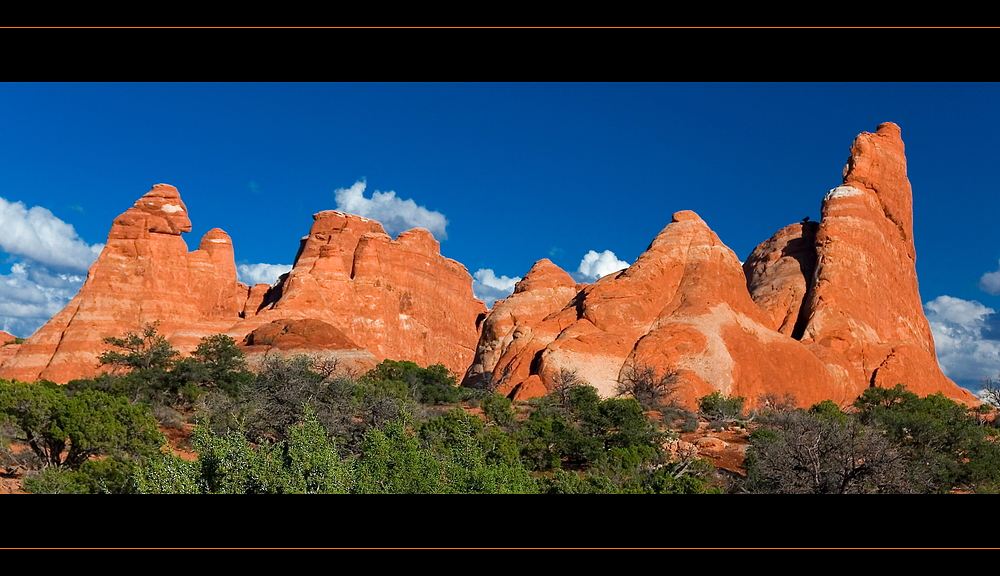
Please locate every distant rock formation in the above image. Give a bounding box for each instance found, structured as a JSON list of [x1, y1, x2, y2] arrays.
[[0, 331, 20, 367], [465, 123, 974, 407], [0, 186, 485, 382]]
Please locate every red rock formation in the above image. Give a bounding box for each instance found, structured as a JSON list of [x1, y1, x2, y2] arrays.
[[0, 331, 20, 368], [743, 221, 818, 338], [241, 318, 378, 376], [0, 184, 246, 383], [461, 259, 582, 396], [795, 123, 974, 402], [0, 188, 486, 383], [226, 210, 486, 377], [472, 212, 837, 408], [470, 123, 973, 407]]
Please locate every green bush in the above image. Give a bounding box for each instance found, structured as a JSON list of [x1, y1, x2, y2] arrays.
[[480, 393, 516, 428], [698, 392, 746, 423]]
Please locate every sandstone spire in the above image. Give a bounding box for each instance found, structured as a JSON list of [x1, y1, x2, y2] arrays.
[[797, 123, 973, 402], [0, 185, 246, 383]]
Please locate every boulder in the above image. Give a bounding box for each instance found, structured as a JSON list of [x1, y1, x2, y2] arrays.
[[241, 318, 378, 376]]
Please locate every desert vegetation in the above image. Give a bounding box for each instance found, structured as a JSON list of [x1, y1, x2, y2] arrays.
[[3, 324, 999, 494]]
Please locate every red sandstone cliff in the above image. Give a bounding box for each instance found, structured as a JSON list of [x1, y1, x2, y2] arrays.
[[466, 212, 836, 407], [1, 124, 971, 406]]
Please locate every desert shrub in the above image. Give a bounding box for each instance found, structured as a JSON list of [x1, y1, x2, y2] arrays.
[[0, 381, 163, 470], [698, 392, 746, 423], [680, 411, 699, 433], [755, 392, 798, 415], [615, 366, 678, 411], [481, 393, 516, 428], [742, 409, 913, 494], [853, 384, 1000, 493], [140, 407, 352, 494], [365, 360, 460, 405]]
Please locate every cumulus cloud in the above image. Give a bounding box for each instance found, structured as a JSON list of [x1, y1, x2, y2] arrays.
[[472, 269, 521, 309], [925, 295, 1000, 388], [0, 197, 106, 338], [0, 262, 87, 337], [574, 250, 629, 282], [0, 196, 103, 273], [979, 260, 1000, 295], [237, 263, 293, 287], [334, 180, 448, 240]]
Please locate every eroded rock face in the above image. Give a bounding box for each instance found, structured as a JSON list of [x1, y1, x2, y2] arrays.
[[0, 185, 247, 383], [0, 332, 20, 367], [226, 210, 486, 377]]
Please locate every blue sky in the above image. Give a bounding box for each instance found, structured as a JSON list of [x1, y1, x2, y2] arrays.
[[2, 82, 999, 391]]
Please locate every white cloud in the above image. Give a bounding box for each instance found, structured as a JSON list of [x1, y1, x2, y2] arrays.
[[334, 180, 448, 240], [472, 269, 521, 309], [574, 250, 629, 282], [0, 197, 105, 338], [0, 261, 86, 337], [925, 295, 1000, 388], [979, 260, 1000, 295], [0, 196, 103, 273], [237, 263, 293, 286]]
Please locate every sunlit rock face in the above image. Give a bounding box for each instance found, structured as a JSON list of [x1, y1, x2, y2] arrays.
[[0, 184, 247, 383], [791, 123, 974, 403], [469, 211, 836, 408]]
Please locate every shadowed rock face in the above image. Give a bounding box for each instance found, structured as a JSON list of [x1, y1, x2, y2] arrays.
[[0, 187, 485, 383], [743, 221, 818, 339], [466, 123, 975, 407]]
